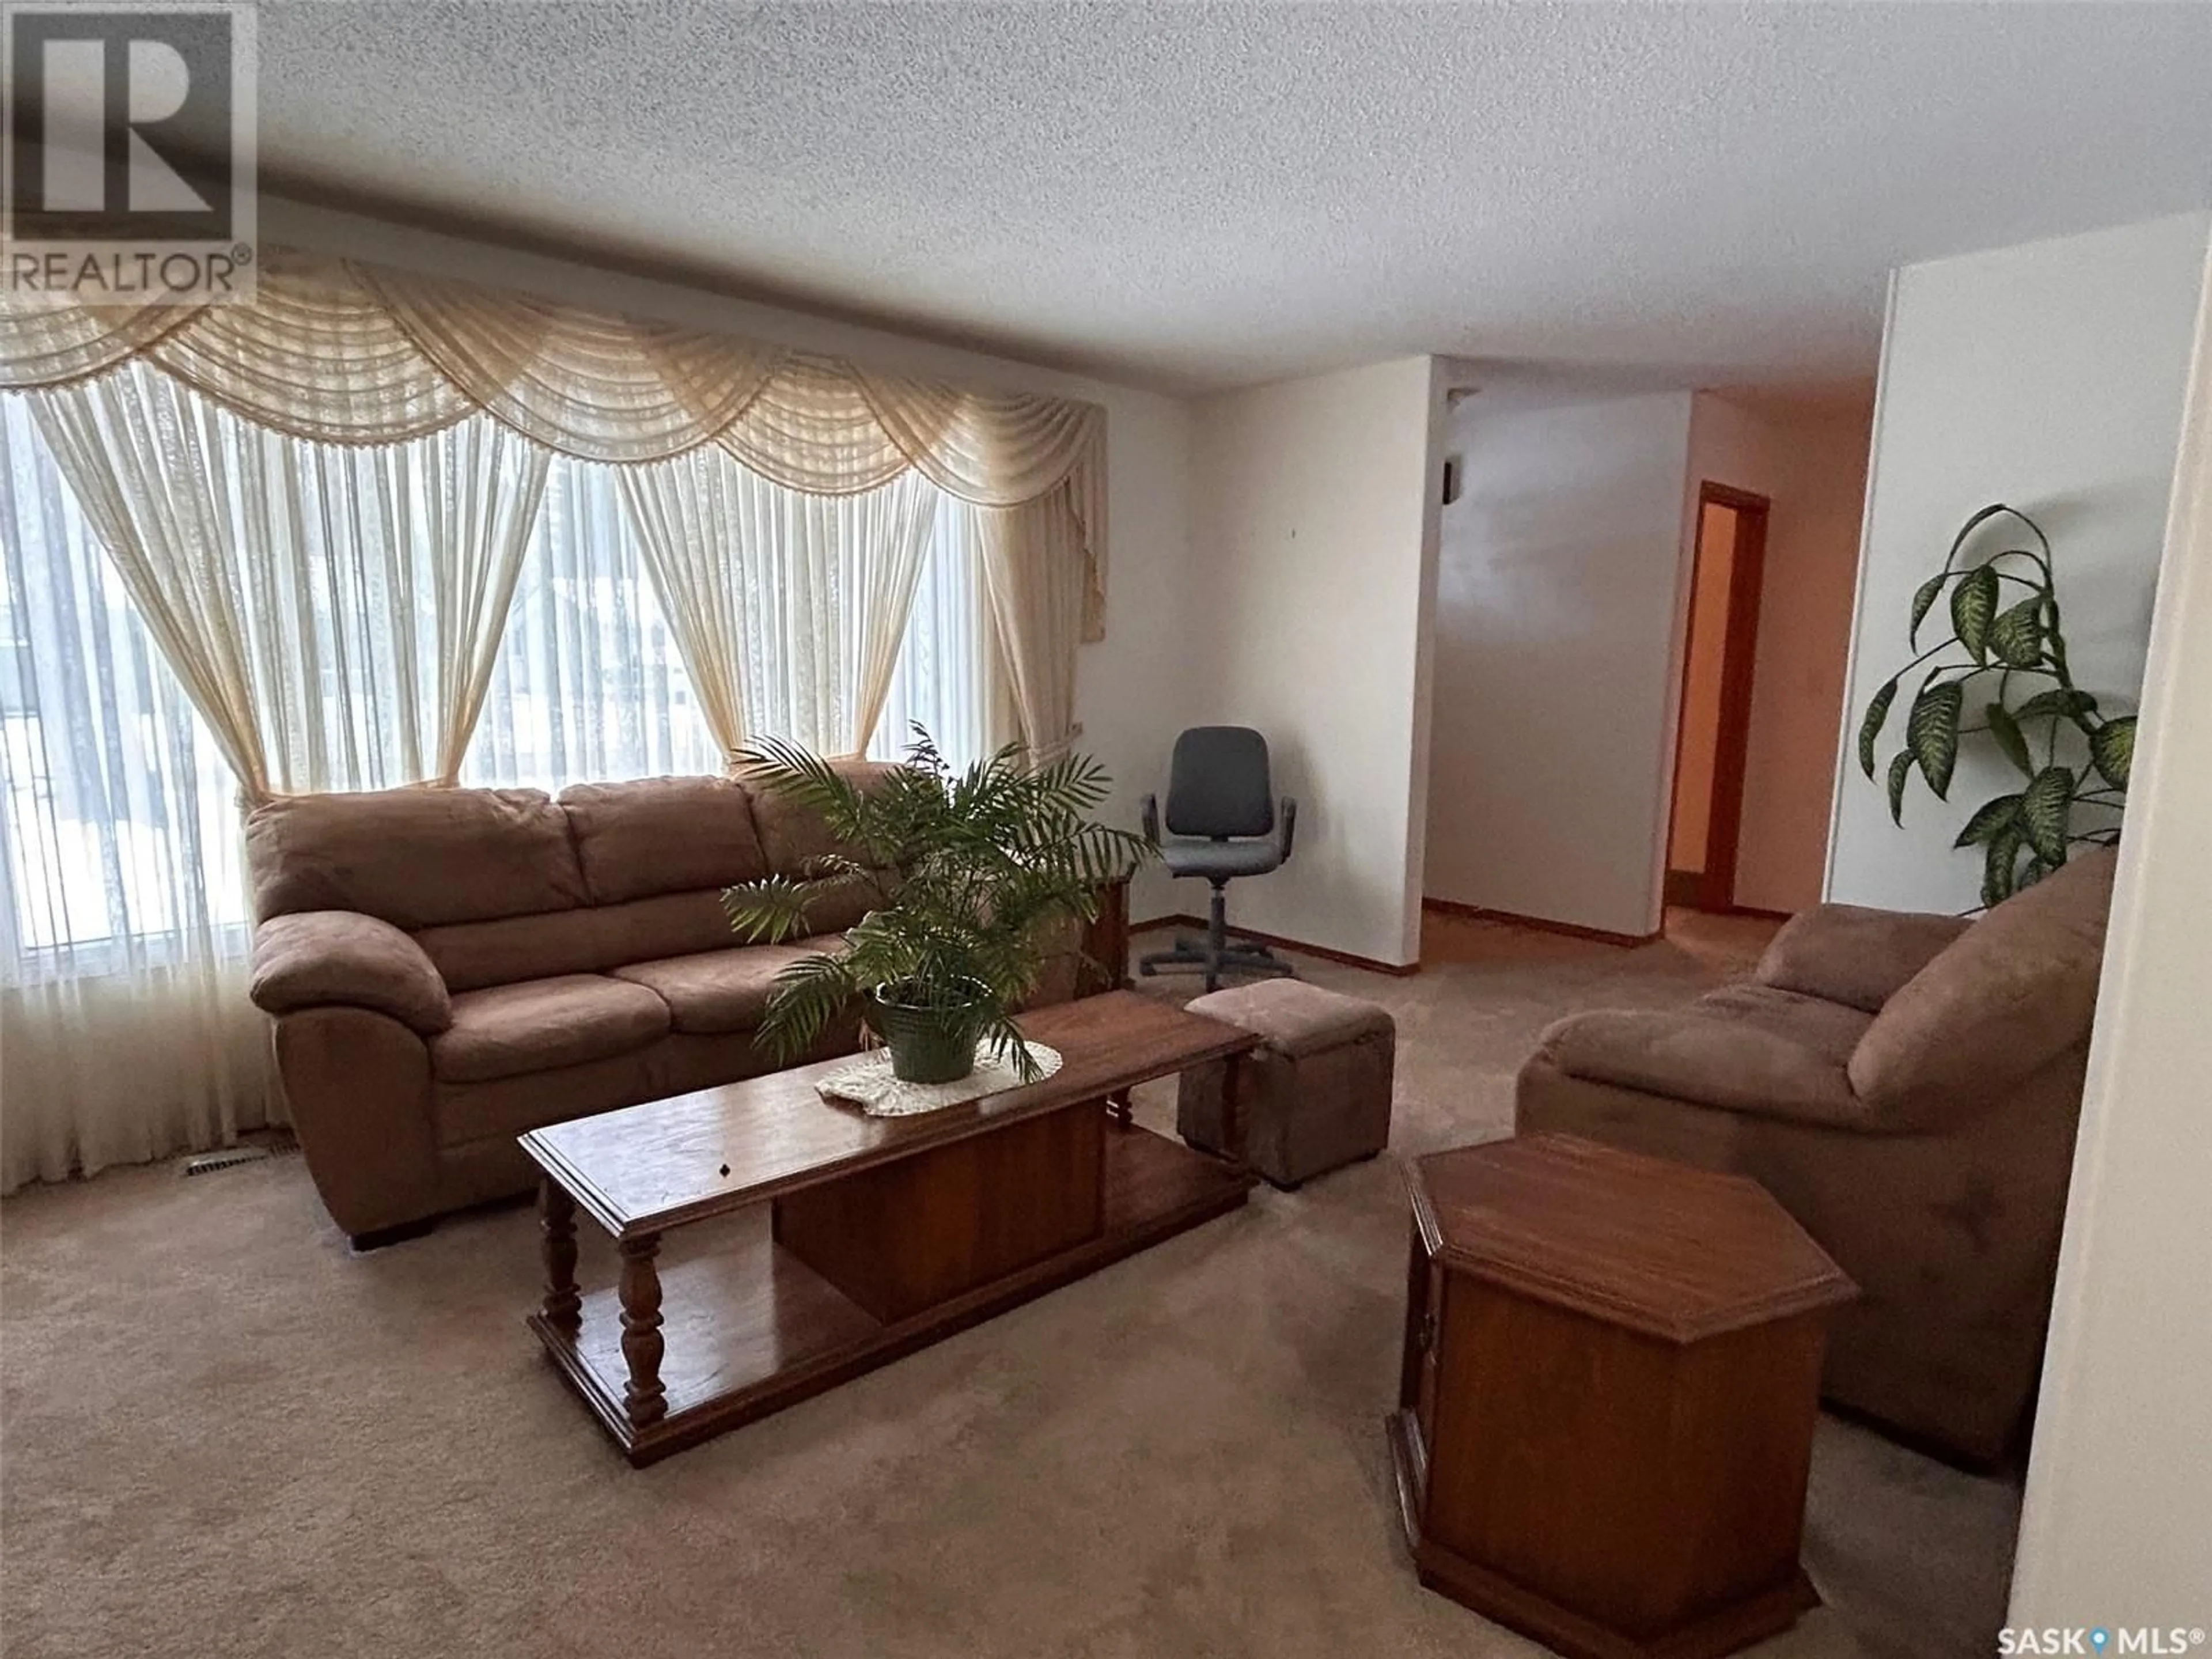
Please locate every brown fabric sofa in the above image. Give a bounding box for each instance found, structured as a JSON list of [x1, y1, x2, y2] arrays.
[[245, 767, 1093, 1246], [1516, 849, 2115, 1464]]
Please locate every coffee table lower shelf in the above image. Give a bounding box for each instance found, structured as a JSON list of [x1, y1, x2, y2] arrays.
[[530, 1120, 1249, 1465]]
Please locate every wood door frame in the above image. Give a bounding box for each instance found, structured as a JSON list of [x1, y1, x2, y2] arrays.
[[1667, 482, 1771, 914]]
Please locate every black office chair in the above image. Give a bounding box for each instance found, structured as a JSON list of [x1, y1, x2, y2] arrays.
[[1138, 727, 1297, 992]]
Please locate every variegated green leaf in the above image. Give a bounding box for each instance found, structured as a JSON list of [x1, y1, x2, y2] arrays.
[[1983, 826, 2024, 908], [2020, 766, 2075, 866], [1950, 566, 1999, 664], [1986, 701, 2035, 778], [1908, 679, 1965, 798], [2016, 687, 2099, 724], [1944, 503, 2012, 571], [1887, 750, 1915, 826], [1858, 677, 1899, 779], [1954, 793, 2022, 849], [1908, 572, 1949, 646], [2090, 716, 2135, 790], [1987, 597, 2045, 668]]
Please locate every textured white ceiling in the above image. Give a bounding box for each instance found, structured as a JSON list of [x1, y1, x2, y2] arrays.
[[241, 1, 2212, 393]]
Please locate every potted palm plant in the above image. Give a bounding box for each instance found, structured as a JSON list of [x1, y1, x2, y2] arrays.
[[722, 729, 1153, 1085]]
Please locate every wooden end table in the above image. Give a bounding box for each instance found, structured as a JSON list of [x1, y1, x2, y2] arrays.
[[1387, 1133, 1857, 1659], [521, 990, 1259, 1465]]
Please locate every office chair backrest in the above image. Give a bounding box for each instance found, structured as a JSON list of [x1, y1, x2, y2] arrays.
[[1164, 726, 1274, 839]]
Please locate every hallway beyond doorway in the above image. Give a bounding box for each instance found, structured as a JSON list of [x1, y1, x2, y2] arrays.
[[1668, 482, 1771, 914]]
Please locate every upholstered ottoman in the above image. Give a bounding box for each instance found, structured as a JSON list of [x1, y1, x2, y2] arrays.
[[1178, 980, 1396, 1189]]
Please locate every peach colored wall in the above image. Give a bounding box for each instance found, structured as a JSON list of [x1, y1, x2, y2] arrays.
[[1668, 501, 1738, 874], [1681, 388, 1874, 914]]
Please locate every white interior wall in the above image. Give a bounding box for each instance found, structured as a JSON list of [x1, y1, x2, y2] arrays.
[[1683, 388, 1875, 914], [1826, 212, 2210, 914], [1425, 391, 1695, 938], [262, 196, 1200, 921], [2010, 232, 2212, 1628], [1181, 357, 1444, 967]]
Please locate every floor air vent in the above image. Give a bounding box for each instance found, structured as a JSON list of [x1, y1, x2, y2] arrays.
[[180, 1146, 275, 1177]]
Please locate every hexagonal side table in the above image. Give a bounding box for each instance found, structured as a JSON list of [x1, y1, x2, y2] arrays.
[[1387, 1133, 1857, 1659]]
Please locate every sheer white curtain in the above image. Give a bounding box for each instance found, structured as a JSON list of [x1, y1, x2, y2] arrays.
[[463, 458, 723, 789], [470, 456, 997, 787], [976, 493, 1088, 760], [0, 398, 268, 1190], [1, 380, 547, 1190], [23, 363, 550, 796], [619, 453, 938, 760], [873, 495, 1009, 766]]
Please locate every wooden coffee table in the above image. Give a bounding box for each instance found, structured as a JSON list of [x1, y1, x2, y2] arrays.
[[521, 990, 1260, 1465]]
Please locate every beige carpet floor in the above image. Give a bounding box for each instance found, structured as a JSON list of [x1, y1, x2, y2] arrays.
[[0, 912, 2020, 1659]]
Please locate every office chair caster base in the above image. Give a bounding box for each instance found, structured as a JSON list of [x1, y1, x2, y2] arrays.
[[1137, 932, 1297, 994]]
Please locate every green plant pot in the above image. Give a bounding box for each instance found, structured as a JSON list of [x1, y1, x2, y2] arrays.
[[869, 983, 989, 1084]]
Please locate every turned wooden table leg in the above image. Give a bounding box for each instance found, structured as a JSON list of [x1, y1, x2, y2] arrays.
[[618, 1233, 667, 1429], [539, 1177, 581, 1335]]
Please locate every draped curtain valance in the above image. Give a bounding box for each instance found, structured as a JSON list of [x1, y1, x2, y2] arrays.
[[0, 248, 1108, 637]]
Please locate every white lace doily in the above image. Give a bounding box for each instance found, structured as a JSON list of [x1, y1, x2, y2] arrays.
[[815, 1041, 1065, 1118]]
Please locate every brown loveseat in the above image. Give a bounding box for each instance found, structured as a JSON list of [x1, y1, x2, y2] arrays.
[[1516, 849, 2114, 1464], [245, 768, 1092, 1247]]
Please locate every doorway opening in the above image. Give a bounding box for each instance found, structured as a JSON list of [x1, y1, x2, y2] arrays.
[[1665, 482, 1771, 914]]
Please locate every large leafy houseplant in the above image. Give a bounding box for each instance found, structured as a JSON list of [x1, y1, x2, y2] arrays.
[[1857, 503, 2133, 907], [722, 729, 1153, 1084]]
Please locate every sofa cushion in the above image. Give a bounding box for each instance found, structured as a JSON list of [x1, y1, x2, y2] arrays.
[[742, 757, 896, 876], [247, 786, 586, 929], [611, 935, 848, 1036], [430, 975, 671, 1084], [251, 910, 453, 1034], [1850, 847, 2116, 1127], [1756, 904, 1973, 1013], [1690, 983, 1874, 1069], [738, 758, 902, 934], [558, 776, 771, 906], [1537, 1009, 1863, 1129], [430, 1028, 793, 1150], [414, 889, 736, 992]]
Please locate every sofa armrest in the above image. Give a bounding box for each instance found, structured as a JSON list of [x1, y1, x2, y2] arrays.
[[272, 1006, 442, 1242], [1755, 904, 1972, 1014], [1536, 1010, 1866, 1130], [251, 910, 453, 1035]]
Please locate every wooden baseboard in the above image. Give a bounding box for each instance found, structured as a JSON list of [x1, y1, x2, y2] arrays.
[[1662, 900, 1794, 923], [1420, 897, 1660, 949], [1130, 914, 1421, 978]]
